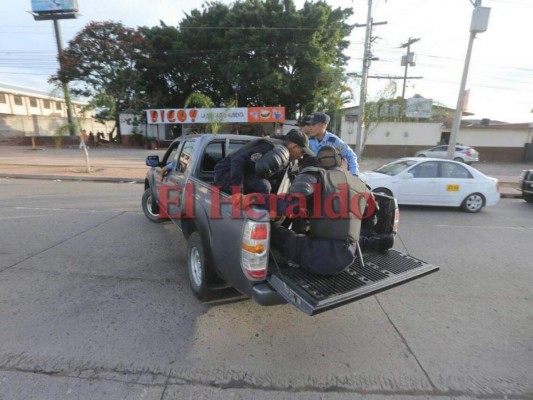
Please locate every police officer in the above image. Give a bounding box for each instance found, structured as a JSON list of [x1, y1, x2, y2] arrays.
[[268, 146, 367, 275], [298, 115, 313, 138], [308, 112, 359, 176], [214, 129, 314, 195], [269, 146, 393, 275]]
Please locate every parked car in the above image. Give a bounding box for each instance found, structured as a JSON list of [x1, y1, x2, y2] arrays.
[[141, 134, 439, 315], [360, 157, 500, 213], [520, 169, 533, 203], [415, 145, 479, 164]]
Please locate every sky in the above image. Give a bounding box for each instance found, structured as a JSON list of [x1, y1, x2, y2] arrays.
[[1, 0, 532, 123]]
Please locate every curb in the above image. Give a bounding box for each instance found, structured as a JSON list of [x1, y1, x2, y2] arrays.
[[0, 173, 143, 184], [500, 191, 522, 199]]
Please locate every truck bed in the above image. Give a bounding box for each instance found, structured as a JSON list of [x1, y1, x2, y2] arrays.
[[267, 249, 439, 315]]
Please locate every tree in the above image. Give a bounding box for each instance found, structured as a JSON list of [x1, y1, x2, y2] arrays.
[[54, 21, 152, 140], [145, 0, 353, 118]]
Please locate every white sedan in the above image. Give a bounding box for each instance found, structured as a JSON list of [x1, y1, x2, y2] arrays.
[[360, 158, 500, 213]]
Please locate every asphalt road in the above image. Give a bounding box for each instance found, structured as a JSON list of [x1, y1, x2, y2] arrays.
[[0, 179, 531, 400]]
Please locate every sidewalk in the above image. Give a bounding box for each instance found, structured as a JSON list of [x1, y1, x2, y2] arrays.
[[0, 145, 524, 198]]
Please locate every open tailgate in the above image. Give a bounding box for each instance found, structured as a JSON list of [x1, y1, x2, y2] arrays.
[[267, 249, 439, 316]]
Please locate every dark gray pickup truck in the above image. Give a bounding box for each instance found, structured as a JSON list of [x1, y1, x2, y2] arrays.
[[142, 134, 439, 315]]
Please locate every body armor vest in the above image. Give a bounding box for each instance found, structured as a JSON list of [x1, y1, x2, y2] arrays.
[[309, 168, 370, 242]]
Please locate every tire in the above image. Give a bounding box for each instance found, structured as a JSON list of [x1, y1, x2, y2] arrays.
[[524, 193, 533, 203], [461, 193, 485, 213], [453, 157, 464, 163], [417, 154, 426, 157], [187, 232, 213, 301], [372, 187, 393, 197], [141, 188, 161, 223]]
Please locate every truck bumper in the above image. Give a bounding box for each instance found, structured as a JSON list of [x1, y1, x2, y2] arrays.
[[252, 283, 287, 306]]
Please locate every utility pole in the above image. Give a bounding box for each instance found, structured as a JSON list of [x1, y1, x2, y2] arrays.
[[354, 0, 387, 157], [52, 19, 75, 137], [447, 0, 490, 159], [400, 37, 420, 101], [30, 3, 79, 137]]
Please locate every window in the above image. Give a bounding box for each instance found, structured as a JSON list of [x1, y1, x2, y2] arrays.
[[410, 161, 438, 178], [374, 160, 417, 176], [177, 141, 196, 174], [0, 93, 6, 103], [227, 141, 248, 156], [43, 100, 51, 109], [440, 162, 473, 179], [29, 98, 38, 108], [14, 96, 23, 106], [431, 146, 447, 152], [55, 102, 62, 110], [161, 141, 182, 168], [201, 142, 224, 172]]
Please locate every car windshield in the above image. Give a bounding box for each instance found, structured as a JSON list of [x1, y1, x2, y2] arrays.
[[374, 160, 417, 176]]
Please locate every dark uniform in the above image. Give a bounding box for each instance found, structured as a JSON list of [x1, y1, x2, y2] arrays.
[[270, 164, 370, 275], [214, 138, 289, 194]]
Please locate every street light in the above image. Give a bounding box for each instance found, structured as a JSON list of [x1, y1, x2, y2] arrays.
[[447, 1, 490, 159]]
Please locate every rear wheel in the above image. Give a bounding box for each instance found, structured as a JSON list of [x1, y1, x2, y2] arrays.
[[417, 154, 426, 157], [461, 193, 485, 213], [142, 188, 161, 223], [454, 157, 465, 163], [187, 232, 213, 301], [524, 193, 533, 203]]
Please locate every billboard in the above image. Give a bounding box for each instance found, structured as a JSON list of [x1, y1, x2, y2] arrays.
[[31, 0, 79, 13], [405, 97, 432, 119], [146, 107, 286, 124]]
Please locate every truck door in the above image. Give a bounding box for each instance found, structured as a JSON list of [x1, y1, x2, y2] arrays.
[[161, 140, 196, 224]]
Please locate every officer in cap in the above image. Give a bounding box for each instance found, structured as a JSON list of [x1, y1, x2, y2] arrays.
[[298, 115, 313, 138], [308, 112, 359, 176], [214, 129, 313, 195]]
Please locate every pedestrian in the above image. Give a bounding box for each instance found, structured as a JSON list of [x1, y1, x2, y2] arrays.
[[79, 129, 89, 150], [214, 129, 313, 196], [308, 112, 359, 176]]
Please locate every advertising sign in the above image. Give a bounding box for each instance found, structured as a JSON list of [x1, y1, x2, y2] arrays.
[[405, 97, 432, 119], [147, 107, 285, 124], [31, 0, 79, 13]]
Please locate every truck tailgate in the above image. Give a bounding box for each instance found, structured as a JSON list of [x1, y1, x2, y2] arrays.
[[267, 249, 439, 315]]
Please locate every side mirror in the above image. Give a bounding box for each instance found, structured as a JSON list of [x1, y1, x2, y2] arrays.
[[146, 155, 160, 167], [402, 172, 414, 179]]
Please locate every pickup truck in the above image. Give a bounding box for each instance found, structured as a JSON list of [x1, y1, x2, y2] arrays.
[[142, 134, 439, 315]]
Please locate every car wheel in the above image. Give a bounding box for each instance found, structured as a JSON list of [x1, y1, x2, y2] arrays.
[[417, 154, 426, 157], [141, 188, 161, 223], [453, 157, 465, 163], [461, 193, 485, 213], [524, 194, 533, 203], [372, 187, 393, 197], [187, 232, 213, 301]]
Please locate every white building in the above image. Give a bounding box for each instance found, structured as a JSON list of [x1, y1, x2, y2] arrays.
[[0, 83, 112, 140], [337, 105, 533, 162]]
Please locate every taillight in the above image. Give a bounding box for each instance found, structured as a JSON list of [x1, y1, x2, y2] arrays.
[[241, 221, 269, 281], [393, 199, 400, 233], [464, 149, 473, 156]]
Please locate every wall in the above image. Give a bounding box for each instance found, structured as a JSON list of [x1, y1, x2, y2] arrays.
[[0, 114, 112, 139], [364, 122, 442, 146]]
